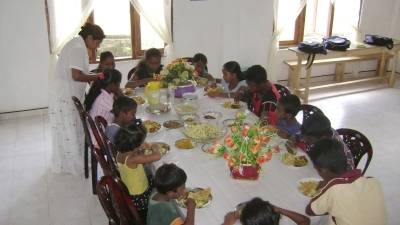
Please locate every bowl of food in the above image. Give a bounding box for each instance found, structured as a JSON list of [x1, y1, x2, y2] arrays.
[[144, 142, 170, 156], [163, 120, 184, 129], [176, 187, 212, 208], [122, 88, 135, 96], [175, 138, 196, 150], [202, 111, 223, 120], [174, 102, 199, 116], [181, 114, 200, 125], [182, 123, 223, 143], [281, 152, 308, 167], [222, 101, 243, 109]]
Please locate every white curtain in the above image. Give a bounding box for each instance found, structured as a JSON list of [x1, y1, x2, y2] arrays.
[[129, 0, 174, 63], [267, 0, 306, 82]]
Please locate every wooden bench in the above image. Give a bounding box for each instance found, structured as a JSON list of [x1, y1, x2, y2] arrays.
[[285, 43, 400, 103]]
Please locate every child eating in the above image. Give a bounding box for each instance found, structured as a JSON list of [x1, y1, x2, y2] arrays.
[[306, 139, 386, 225], [147, 163, 196, 225]]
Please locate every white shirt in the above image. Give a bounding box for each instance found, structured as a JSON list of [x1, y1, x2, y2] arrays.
[[89, 89, 115, 123], [221, 79, 247, 93]]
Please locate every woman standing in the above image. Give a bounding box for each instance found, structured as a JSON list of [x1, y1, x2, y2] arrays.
[[49, 23, 105, 175]]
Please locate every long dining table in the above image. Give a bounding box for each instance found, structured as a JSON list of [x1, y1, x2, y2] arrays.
[[134, 87, 327, 225]]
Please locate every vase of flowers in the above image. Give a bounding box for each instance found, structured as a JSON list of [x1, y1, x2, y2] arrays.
[[217, 113, 277, 180], [155, 58, 196, 98]]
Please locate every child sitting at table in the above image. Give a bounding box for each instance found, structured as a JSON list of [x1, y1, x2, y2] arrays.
[[114, 122, 162, 221], [206, 61, 247, 98], [126, 48, 163, 88], [222, 197, 310, 225], [147, 163, 196, 225], [276, 94, 301, 139], [192, 53, 214, 82], [300, 113, 354, 170], [85, 68, 122, 123], [105, 96, 137, 143], [234, 65, 281, 124], [306, 139, 386, 225], [91, 51, 116, 73]]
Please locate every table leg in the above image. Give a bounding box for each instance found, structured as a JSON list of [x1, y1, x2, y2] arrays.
[[389, 50, 398, 87], [304, 67, 312, 103], [294, 56, 302, 98], [378, 51, 386, 77]]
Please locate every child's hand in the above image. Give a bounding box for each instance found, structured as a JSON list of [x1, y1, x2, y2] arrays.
[[222, 211, 239, 225], [186, 197, 196, 210]]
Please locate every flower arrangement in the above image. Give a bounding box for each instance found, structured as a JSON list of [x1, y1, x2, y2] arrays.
[[217, 113, 278, 179], [154, 58, 195, 87]]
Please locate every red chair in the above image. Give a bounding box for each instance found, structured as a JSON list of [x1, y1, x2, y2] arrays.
[[94, 116, 119, 177], [336, 128, 373, 175], [299, 104, 323, 123], [274, 84, 291, 97], [97, 176, 144, 225], [71, 96, 91, 179]]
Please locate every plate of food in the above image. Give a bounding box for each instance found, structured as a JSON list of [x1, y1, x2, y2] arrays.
[[175, 138, 196, 150], [202, 111, 222, 120], [177, 187, 212, 208], [143, 120, 161, 133], [144, 142, 170, 156], [222, 101, 243, 109], [175, 102, 199, 116], [163, 120, 184, 129], [183, 123, 223, 143], [205, 86, 224, 95], [222, 118, 249, 128], [122, 88, 135, 96], [281, 151, 309, 167], [131, 96, 145, 105], [181, 114, 200, 125], [298, 178, 321, 198]]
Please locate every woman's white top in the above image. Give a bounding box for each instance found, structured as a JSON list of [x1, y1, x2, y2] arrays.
[[221, 79, 247, 93]]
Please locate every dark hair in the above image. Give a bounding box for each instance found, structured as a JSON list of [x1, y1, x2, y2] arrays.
[[300, 113, 332, 139], [244, 65, 268, 84], [84, 68, 122, 111], [240, 198, 281, 225], [223, 61, 244, 81], [136, 48, 162, 69], [278, 94, 301, 117], [308, 139, 348, 175], [112, 96, 137, 117], [192, 53, 208, 64], [78, 23, 105, 40], [100, 51, 114, 63], [154, 163, 187, 194], [114, 121, 147, 153]]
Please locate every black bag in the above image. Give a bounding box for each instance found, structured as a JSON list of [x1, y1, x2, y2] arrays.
[[298, 41, 327, 69], [323, 36, 351, 51], [364, 34, 393, 49]]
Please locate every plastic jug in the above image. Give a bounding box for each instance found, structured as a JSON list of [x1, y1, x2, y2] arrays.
[[145, 81, 161, 107]]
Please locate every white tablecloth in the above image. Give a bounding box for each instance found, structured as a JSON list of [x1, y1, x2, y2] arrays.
[[135, 88, 327, 225]]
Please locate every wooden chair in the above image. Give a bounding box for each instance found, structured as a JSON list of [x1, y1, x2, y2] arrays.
[[274, 84, 291, 97], [71, 96, 91, 179], [97, 176, 144, 225], [336, 128, 373, 175], [95, 116, 119, 177], [299, 104, 323, 123]]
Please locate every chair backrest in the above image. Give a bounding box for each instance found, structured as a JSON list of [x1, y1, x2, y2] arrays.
[[336, 128, 373, 175], [86, 114, 107, 153], [127, 67, 137, 81], [299, 104, 323, 123], [274, 84, 291, 97], [93, 147, 113, 176], [71, 96, 94, 149], [95, 116, 119, 177], [97, 176, 143, 225]]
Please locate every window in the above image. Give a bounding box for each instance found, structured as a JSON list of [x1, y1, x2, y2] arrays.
[[87, 0, 164, 62], [278, 0, 362, 47]]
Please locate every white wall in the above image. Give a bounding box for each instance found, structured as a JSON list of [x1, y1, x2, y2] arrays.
[[173, 0, 273, 78], [0, 0, 49, 113], [1, 0, 399, 112]]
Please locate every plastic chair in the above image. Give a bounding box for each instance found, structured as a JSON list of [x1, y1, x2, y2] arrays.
[[299, 104, 323, 123], [97, 176, 144, 225], [71, 96, 91, 179], [336, 128, 373, 175], [274, 84, 291, 97]]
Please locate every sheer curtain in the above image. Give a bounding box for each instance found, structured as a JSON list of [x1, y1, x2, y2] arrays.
[[47, 0, 94, 83], [129, 0, 174, 63], [267, 0, 306, 82]]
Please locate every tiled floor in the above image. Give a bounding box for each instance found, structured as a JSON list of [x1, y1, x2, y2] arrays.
[[0, 80, 399, 225]]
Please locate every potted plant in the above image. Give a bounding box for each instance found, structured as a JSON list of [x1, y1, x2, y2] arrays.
[[217, 113, 277, 180], [154, 58, 196, 98]]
